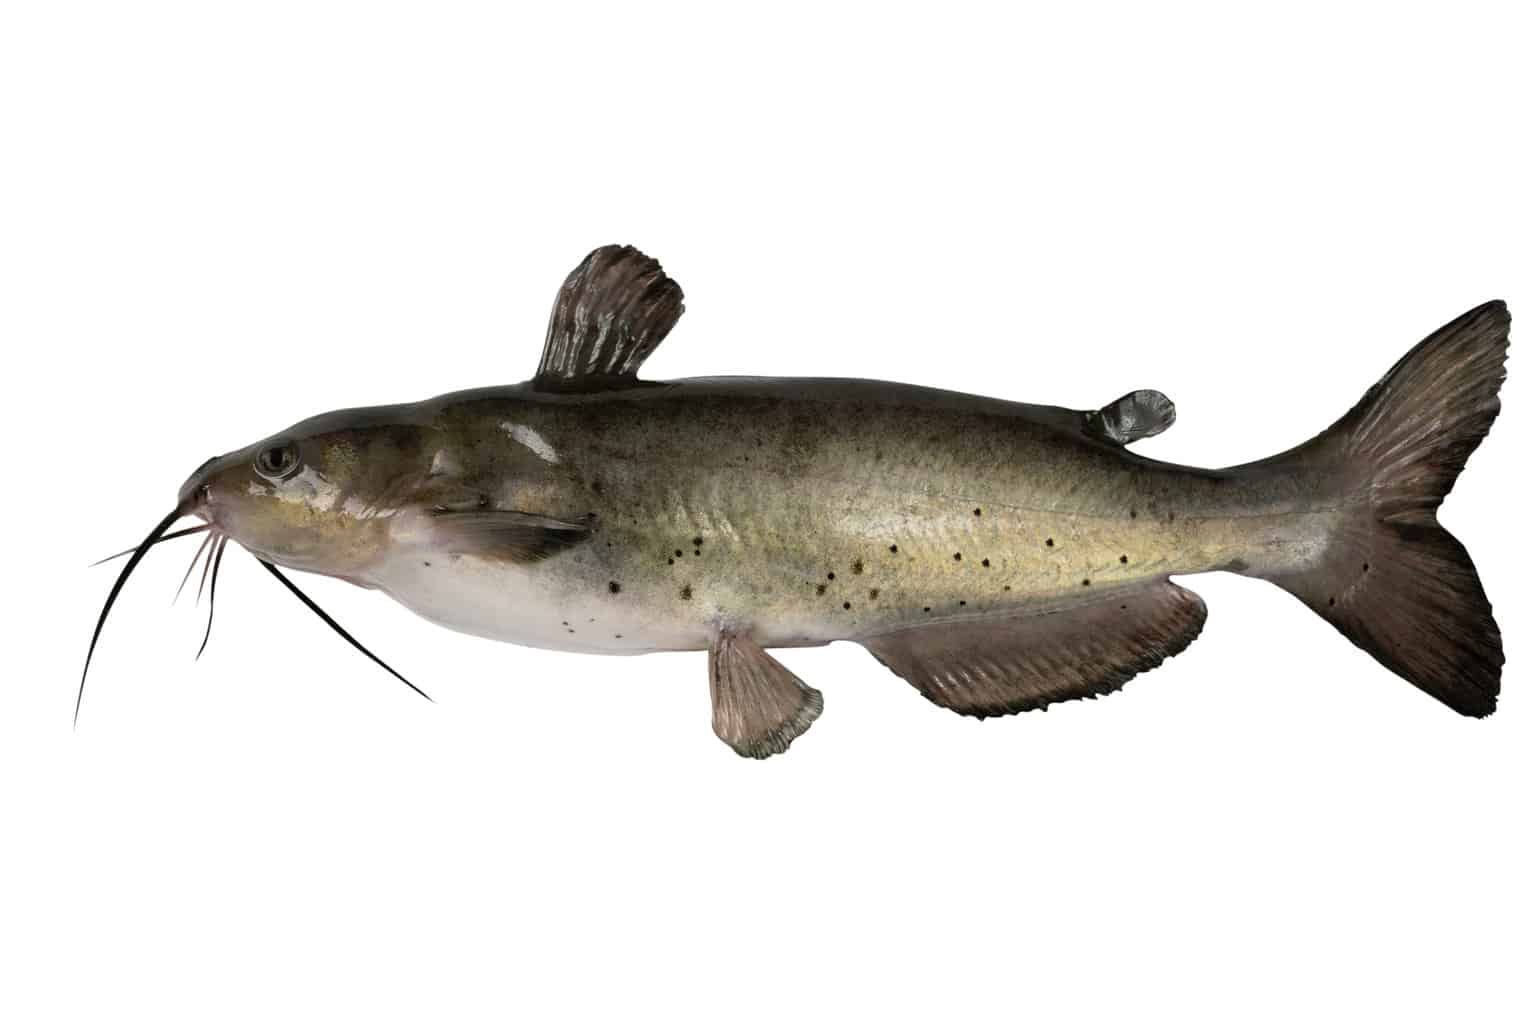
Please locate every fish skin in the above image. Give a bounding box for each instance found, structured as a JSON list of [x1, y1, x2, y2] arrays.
[[236, 376, 1334, 656]]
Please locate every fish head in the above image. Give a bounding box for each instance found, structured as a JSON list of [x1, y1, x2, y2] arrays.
[[180, 406, 431, 578], [80, 403, 441, 721]]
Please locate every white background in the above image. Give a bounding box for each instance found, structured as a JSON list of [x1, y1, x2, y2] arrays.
[[3, 3, 1532, 1021]]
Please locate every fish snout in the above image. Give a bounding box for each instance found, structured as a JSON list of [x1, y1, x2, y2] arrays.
[[177, 452, 239, 517]]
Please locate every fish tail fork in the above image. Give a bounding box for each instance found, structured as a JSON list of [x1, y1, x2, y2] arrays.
[[1260, 300, 1509, 715]]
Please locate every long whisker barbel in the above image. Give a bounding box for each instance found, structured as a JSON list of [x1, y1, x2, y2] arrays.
[[173, 532, 216, 605], [257, 558, 432, 702], [82, 523, 427, 719], [196, 532, 218, 606], [196, 537, 228, 660], [77, 509, 187, 727], [89, 524, 211, 567]]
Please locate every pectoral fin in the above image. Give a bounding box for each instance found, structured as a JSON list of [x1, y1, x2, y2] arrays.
[[430, 510, 592, 563], [862, 580, 1206, 717], [1086, 389, 1175, 446], [708, 632, 824, 758]]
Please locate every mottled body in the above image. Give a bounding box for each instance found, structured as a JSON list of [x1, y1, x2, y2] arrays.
[[360, 378, 1333, 655]]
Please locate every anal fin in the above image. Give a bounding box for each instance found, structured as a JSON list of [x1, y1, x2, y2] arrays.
[[709, 632, 824, 758], [862, 580, 1207, 717]]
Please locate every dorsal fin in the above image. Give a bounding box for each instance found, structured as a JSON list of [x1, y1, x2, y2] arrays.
[[1085, 389, 1176, 446], [533, 245, 684, 391]]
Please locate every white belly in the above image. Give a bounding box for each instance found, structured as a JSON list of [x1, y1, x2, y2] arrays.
[[366, 549, 715, 655]]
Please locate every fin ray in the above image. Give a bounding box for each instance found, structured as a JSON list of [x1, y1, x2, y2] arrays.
[[431, 510, 591, 563], [534, 245, 683, 390], [1260, 300, 1508, 715], [862, 581, 1206, 717], [709, 633, 823, 758]]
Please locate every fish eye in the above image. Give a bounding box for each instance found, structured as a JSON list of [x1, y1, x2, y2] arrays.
[[254, 442, 301, 481]]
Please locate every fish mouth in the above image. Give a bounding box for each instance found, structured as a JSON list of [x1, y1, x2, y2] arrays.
[[78, 498, 431, 727], [176, 454, 222, 513]]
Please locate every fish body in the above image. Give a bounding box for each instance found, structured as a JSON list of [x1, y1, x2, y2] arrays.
[[88, 245, 1509, 756], [353, 378, 1323, 657]]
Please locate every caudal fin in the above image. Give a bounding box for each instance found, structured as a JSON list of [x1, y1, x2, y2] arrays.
[[1266, 300, 1509, 716]]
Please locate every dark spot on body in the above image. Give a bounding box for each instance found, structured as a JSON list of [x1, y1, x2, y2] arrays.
[[1003, 585, 1011, 591], [423, 561, 431, 567], [827, 572, 836, 580], [958, 600, 967, 606], [1130, 508, 1137, 519], [1168, 511, 1176, 523], [1082, 579, 1091, 586], [692, 537, 703, 547], [1120, 604, 1128, 610], [1329, 597, 1336, 606], [675, 549, 683, 558], [981, 558, 990, 567], [868, 588, 879, 600], [1119, 555, 1128, 564], [614, 634, 623, 639], [667, 558, 674, 565], [608, 581, 621, 594], [889, 545, 899, 554], [1045, 538, 1054, 547], [561, 621, 569, 626], [1362, 562, 1370, 572], [973, 508, 982, 517], [852, 559, 864, 575], [680, 585, 693, 600], [590, 479, 604, 495], [923, 606, 932, 613], [843, 601, 852, 610], [816, 583, 827, 596], [953, 552, 962, 561]]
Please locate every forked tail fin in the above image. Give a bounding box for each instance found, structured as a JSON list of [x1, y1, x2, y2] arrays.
[[1264, 300, 1509, 715]]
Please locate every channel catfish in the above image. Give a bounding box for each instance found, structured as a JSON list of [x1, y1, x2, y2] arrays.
[[83, 245, 1508, 756]]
